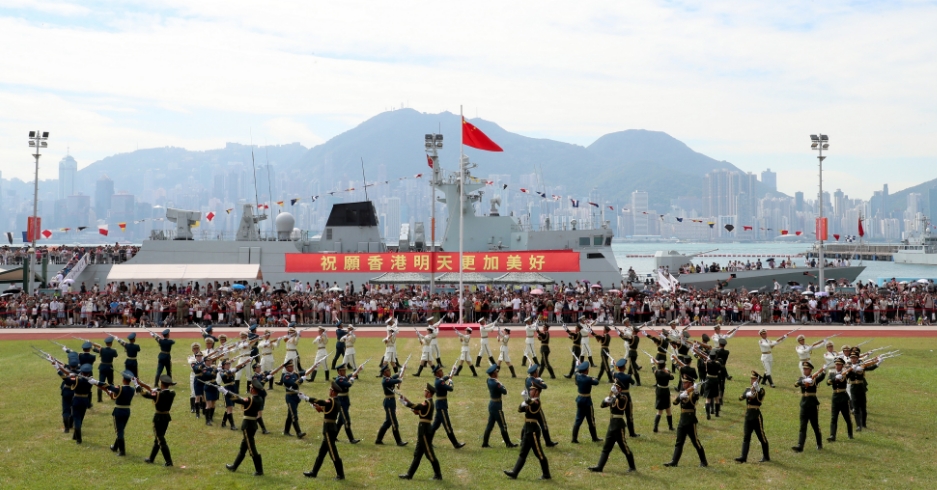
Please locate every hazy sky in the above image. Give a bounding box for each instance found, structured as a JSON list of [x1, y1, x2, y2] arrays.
[[1, 1, 935, 200]]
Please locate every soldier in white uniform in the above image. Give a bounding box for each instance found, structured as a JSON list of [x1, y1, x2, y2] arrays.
[[234, 331, 252, 392], [309, 326, 329, 382], [822, 341, 838, 372], [413, 326, 434, 377], [795, 335, 828, 376], [283, 326, 302, 371], [429, 320, 443, 367], [475, 317, 498, 367], [187, 342, 201, 413], [343, 326, 358, 369], [521, 317, 540, 367], [379, 318, 399, 375], [497, 328, 517, 377], [758, 328, 789, 388], [579, 320, 596, 367], [711, 324, 737, 345], [259, 329, 279, 389], [454, 327, 477, 376]]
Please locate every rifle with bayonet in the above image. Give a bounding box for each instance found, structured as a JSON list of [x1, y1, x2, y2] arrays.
[[303, 350, 333, 377], [777, 326, 800, 343], [351, 358, 371, 379], [397, 353, 413, 380], [141, 325, 161, 339], [859, 345, 890, 359], [855, 338, 874, 349]]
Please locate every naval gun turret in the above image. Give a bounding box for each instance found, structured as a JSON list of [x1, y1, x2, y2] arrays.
[[165, 208, 201, 240]]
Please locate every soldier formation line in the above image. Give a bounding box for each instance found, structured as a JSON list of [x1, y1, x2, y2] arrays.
[[37, 316, 899, 480]]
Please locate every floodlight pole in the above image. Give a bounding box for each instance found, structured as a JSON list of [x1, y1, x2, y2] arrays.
[[28, 130, 46, 294], [813, 135, 827, 289]]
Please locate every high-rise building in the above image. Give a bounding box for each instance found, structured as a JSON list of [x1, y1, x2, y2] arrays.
[[928, 188, 937, 223], [67, 194, 91, 229], [703, 169, 740, 218], [58, 155, 78, 199], [761, 168, 777, 192], [631, 191, 649, 235], [95, 174, 114, 220], [383, 196, 401, 240]]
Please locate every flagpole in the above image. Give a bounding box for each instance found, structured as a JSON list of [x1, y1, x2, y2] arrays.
[[458, 105, 465, 325]]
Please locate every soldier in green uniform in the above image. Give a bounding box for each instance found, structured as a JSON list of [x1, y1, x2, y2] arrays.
[[827, 357, 853, 442], [375, 364, 408, 446], [524, 364, 557, 447], [572, 362, 602, 443], [504, 378, 551, 480], [482, 364, 517, 448], [115, 332, 141, 378], [653, 359, 675, 432], [278, 360, 306, 438], [792, 361, 825, 452], [431, 364, 466, 448], [222, 378, 266, 476], [592, 325, 614, 382], [702, 347, 723, 420], [398, 384, 443, 480], [847, 350, 879, 431], [588, 381, 637, 473], [94, 370, 135, 456], [300, 381, 345, 479], [93, 337, 119, 403], [663, 375, 708, 468], [735, 371, 769, 463], [536, 324, 555, 378], [151, 329, 175, 387], [563, 323, 583, 378], [137, 374, 176, 466]]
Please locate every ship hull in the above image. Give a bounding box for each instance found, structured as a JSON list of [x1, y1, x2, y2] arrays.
[[669, 266, 865, 291], [894, 252, 937, 265]]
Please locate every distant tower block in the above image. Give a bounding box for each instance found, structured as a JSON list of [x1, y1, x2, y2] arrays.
[[165, 208, 201, 240]]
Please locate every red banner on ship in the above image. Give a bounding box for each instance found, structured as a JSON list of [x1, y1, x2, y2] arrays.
[[285, 250, 580, 273]]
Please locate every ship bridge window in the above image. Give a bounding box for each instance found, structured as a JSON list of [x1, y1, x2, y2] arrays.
[[326, 228, 332, 240], [605, 236, 612, 246], [579, 237, 590, 247], [587, 253, 605, 259], [593, 236, 603, 246]]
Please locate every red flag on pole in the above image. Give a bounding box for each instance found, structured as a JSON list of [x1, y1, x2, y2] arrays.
[[743, 225, 753, 231], [462, 117, 503, 152], [98, 224, 109, 236], [858, 217, 865, 237], [426, 155, 434, 168]]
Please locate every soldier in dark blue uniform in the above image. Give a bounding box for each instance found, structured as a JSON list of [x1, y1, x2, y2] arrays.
[[333, 363, 362, 444], [592, 325, 614, 382], [523, 364, 557, 447], [152, 329, 175, 387], [588, 381, 637, 473], [218, 359, 239, 431], [482, 365, 517, 448], [503, 378, 551, 480], [190, 352, 206, 419], [95, 370, 135, 456], [735, 370, 769, 463], [664, 375, 708, 467], [332, 321, 348, 370], [202, 326, 218, 343], [116, 332, 141, 378], [563, 324, 583, 379], [612, 358, 640, 438], [398, 383, 443, 480], [792, 361, 825, 452], [300, 381, 345, 480], [138, 375, 176, 466], [375, 363, 408, 446], [71, 342, 97, 409], [431, 364, 465, 448], [52, 357, 79, 433], [94, 337, 119, 403], [250, 363, 270, 434], [702, 350, 723, 420], [70, 364, 95, 444], [278, 360, 306, 438], [572, 362, 602, 443], [223, 379, 266, 476]]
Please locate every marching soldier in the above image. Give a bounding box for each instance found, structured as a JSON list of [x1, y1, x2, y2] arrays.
[[572, 361, 602, 443], [564, 323, 583, 379], [497, 327, 518, 377], [309, 326, 330, 382], [115, 332, 141, 378], [644, 326, 670, 363], [152, 328, 175, 387], [453, 327, 478, 376], [250, 363, 271, 434], [218, 358, 243, 431], [735, 371, 770, 463], [702, 344, 724, 419], [524, 364, 558, 447], [663, 375, 708, 468], [278, 360, 307, 438], [187, 342, 202, 415], [397, 384, 443, 480], [200, 357, 220, 426], [202, 325, 218, 343], [378, 319, 400, 375], [333, 363, 362, 444], [429, 322, 444, 368], [53, 356, 78, 433], [476, 317, 498, 367], [612, 358, 640, 438], [504, 378, 551, 480], [69, 363, 95, 444], [284, 325, 303, 371], [413, 326, 435, 377], [375, 363, 408, 446], [299, 382, 345, 480], [758, 328, 788, 388], [343, 325, 358, 370], [592, 325, 614, 382], [792, 361, 825, 452], [847, 349, 879, 431], [521, 317, 540, 367], [618, 321, 642, 386], [795, 335, 828, 377], [332, 321, 348, 370], [588, 381, 637, 473], [94, 370, 136, 456], [259, 329, 279, 389], [93, 337, 119, 404], [234, 331, 253, 393], [827, 357, 853, 442], [67, 342, 96, 409], [536, 323, 555, 378], [482, 365, 517, 448], [580, 321, 597, 367], [136, 374, 176, 466], [222, 379, 266, 476], [431, 364, 466, 448], [652, 359, 675, 432]]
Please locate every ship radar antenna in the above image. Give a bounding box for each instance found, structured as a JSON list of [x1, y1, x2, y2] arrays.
[[250, 129, 260, 216], [361, 157, 369, 201], [265, 142, 275, 219]]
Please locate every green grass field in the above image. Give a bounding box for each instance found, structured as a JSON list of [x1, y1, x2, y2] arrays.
[[1, 336, 935, 489]]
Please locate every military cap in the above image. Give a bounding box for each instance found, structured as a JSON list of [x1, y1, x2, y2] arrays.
[[486, 365, 500, 375], [701, 334, 710, 343], [205, 326, 213, 333], [524, 316, 532, 323], [251, 378, 265, 391], [530, 378, 547, 390], [615, 358, 628, 368], [713, 324, 722, 330], [336, 363, 347, 371], [82, 341, 92, 350], [841, 344, 851, 351], [385, 317, 395, 324], [750, 370, 760, 379], [465, 327, 472, 333], [264, 329, 272, 335], [335, 320, 342, 327], [425, 383, 436, 395], [127, 332, 136, 340], [190, 342, 200, 349], [162, 329, 170, 336], [159, 375, 176, 386], [527, 364, 540, 375], [318, 326, 326, 331], [432, 364, 444, 373], [240, 330, 249, 337], [758, 329, 767, 335], [849, 351, 860, 358], [796, 334, 805, 341], [249, 324, 257, 331], [287, 326, 297, 333], [825, 341, 834, 347], [121, 370, 134, 381], [221, 358, 231, 365], [104, 336, 115, 343], [69, 360, 80, 369], [205, 337, 215, 343], [380, 364, 391, 373], [79, 363, 93, 374], [801, 361, 814, 369], [670, 320, 678, 326], [834, 357, 845, 365], [718, 338, 727, 347], [577, 361, 590, 372], [284, 359, 294, 367], [195, 351, 204, 357]]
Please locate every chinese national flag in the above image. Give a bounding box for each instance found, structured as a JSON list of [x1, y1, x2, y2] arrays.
[[858, 217, 865, 237], [462, 117, 503, 152]]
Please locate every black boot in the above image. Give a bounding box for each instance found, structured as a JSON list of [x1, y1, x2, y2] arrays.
[[229, 414, 238, 430], [532, 356, 540, 366], [469, 365, 478, 377], [190, 397, 195, 413], [160, 442, 173, 466], [625, 451, 636, 471], [455, 365, 463, 376], [539, 457, 551, 479], [393, 430, 407, 446], [63, 416, 71, 433], [118, 439, 126, 456], [195, 400, 201, 419], [226, 450, 245, 472], [252, 454, 264, 476], [310, 370, 318, 382], [431, 460, 442, 480], [75, 427, 82, 444], [413, 365, 423, 377], [828, 419, 838, 442], [589, 356, 596, 368], [667, 415, 674, 430], [705, 402, 712, 420], [736, 441, 750, 463], [305, 454, 325, 478], [324, 370, 330, 382], [633, 371, 641, 386], [488, 356, 497, 366], [588, 451, 609, 472], [664, 445, 683, 467], [509, 366, 517, 378], [475, 356, 482, 367], [221, 412, 227, 428], [654, 415, 661, 433], [258, 417, 268, 434], [571, 425, 580, 443], [111, 438, 119, 452], [760, 442, 771, 462], [715, 403, 721, 417], [522, 356, 527, 366], [546, 365, 556, 379], [334, 458, 345, 480], [589, 425, 602, 442]]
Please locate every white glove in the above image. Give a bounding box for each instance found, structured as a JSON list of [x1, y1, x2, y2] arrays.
[[520, 401, 528, 408], [803, 378, 813, 386], [610, 385, 620, 396], [266, 374, 274, 381], [299, 393, 309, 401], [219, 387, 228, 396], [679, 392, 688, 401], [398, 395, 406, 404], [89, 377, 99, 385], [132, 378, 140, 388], [604, 396, 615, 404], [855, 366, 864, 374], [62, 346, 68, 352], [835, 374, 843, 381], [520, 390, 528, 399]]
